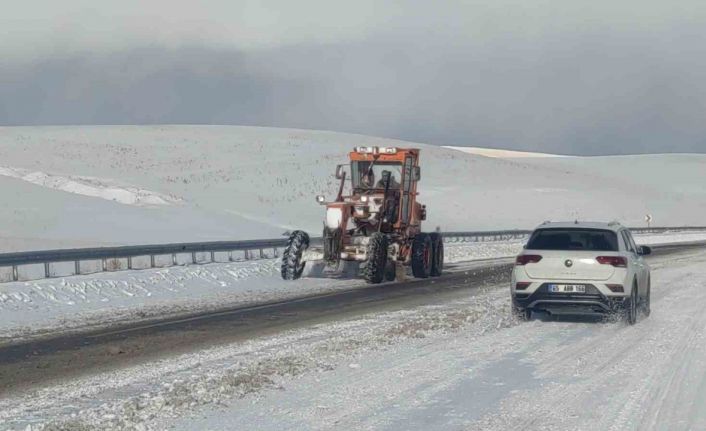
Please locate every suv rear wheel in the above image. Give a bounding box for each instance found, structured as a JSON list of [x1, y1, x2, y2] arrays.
[[625, 283, 638, 325], [641, 279, 651, 317], [512, 304, 531, 321]]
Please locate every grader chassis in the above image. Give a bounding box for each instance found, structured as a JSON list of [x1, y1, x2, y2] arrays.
[[281, 146, 443, 284]]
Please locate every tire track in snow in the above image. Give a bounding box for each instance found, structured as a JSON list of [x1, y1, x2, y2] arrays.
[[470, 253, 706, 431]]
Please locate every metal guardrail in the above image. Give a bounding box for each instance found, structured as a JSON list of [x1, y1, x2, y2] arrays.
[[1, 226, 705, 282], [0, 240, 288, 282]]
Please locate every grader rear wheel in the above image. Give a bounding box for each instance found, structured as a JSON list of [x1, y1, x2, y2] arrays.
[[411, 233, 432, 278], [384, 261, 397, 282], [429, 232, 444, 277]]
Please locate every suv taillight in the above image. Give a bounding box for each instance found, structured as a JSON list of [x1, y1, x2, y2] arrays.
[[516, 255, 542, 265], [607, 284, 624, 293], [596, 256, 627, 267]]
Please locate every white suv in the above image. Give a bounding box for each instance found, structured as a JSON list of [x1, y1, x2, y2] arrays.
[[512, 221, 651, 324]]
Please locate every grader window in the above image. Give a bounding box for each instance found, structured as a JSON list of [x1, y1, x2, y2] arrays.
[[351, 161, 403, 190], [401, 156, 414, 223]]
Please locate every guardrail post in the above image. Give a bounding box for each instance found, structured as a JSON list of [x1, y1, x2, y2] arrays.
[[259, 249, 265, 259], [244, 250, 250, 260], [12, 265, 18, 282], [210, 251, 215, 263], [192, 252, 197, 264], [45, 262, 51, 278], [150, 255, 155, 268], [102, 259, 107, 272], [273, 247, 278, 258], [228, 251, 233, 262], [74, 260, 80, 275], [127, 257, 133, 270], [172, 254, 177, 266]]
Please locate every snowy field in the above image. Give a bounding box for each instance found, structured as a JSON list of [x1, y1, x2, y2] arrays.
[[1, 126, 706, 252], [3, 246, 706, 431]]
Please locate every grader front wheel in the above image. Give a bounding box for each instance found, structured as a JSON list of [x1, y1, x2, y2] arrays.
[[363, 232, 389, 284], [281, 230, 310, 280]]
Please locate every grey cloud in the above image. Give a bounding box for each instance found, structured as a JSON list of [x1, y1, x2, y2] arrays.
[[1, 27, 706, 155]]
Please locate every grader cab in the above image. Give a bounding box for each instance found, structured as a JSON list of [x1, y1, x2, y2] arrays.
[[281, 146, 443, 284]]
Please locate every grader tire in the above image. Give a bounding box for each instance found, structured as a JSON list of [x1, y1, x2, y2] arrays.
[[384, 261, 397, 282], [281, 230, 309, 280], [429, 232, 444, 277], [363, 232, 389, 284], [411, 233, 432, 278]]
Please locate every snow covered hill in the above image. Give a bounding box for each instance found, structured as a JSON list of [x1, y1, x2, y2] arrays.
[[1, 125, 705, 251]]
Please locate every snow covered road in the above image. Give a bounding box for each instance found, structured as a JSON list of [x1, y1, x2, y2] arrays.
[[2, 246, 706, 430], [155, 247, 706, 431]]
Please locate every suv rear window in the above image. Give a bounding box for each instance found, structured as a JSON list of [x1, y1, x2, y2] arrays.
[[527, 228, 619, 251]]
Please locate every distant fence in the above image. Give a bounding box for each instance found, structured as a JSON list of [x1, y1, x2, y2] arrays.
[[1, 226, 705, 283]]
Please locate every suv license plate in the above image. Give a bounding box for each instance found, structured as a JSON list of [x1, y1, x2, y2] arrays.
[[548, 284, 586, 293]]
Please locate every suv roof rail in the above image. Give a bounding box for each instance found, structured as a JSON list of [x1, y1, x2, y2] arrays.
[[608, 220, 622, 227]]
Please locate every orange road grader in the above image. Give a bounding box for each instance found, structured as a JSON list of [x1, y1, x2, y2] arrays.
[[281, 146, 443, 283]]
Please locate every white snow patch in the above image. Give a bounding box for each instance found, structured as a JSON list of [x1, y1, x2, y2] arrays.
[[0, 166, 179, 206]]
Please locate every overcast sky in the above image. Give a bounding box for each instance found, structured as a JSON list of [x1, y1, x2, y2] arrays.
[[2, 0, 706, 155]]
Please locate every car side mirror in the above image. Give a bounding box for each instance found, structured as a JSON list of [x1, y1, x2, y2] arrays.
[[335, 164, 346, 180], [637, 246, 652, 256]]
